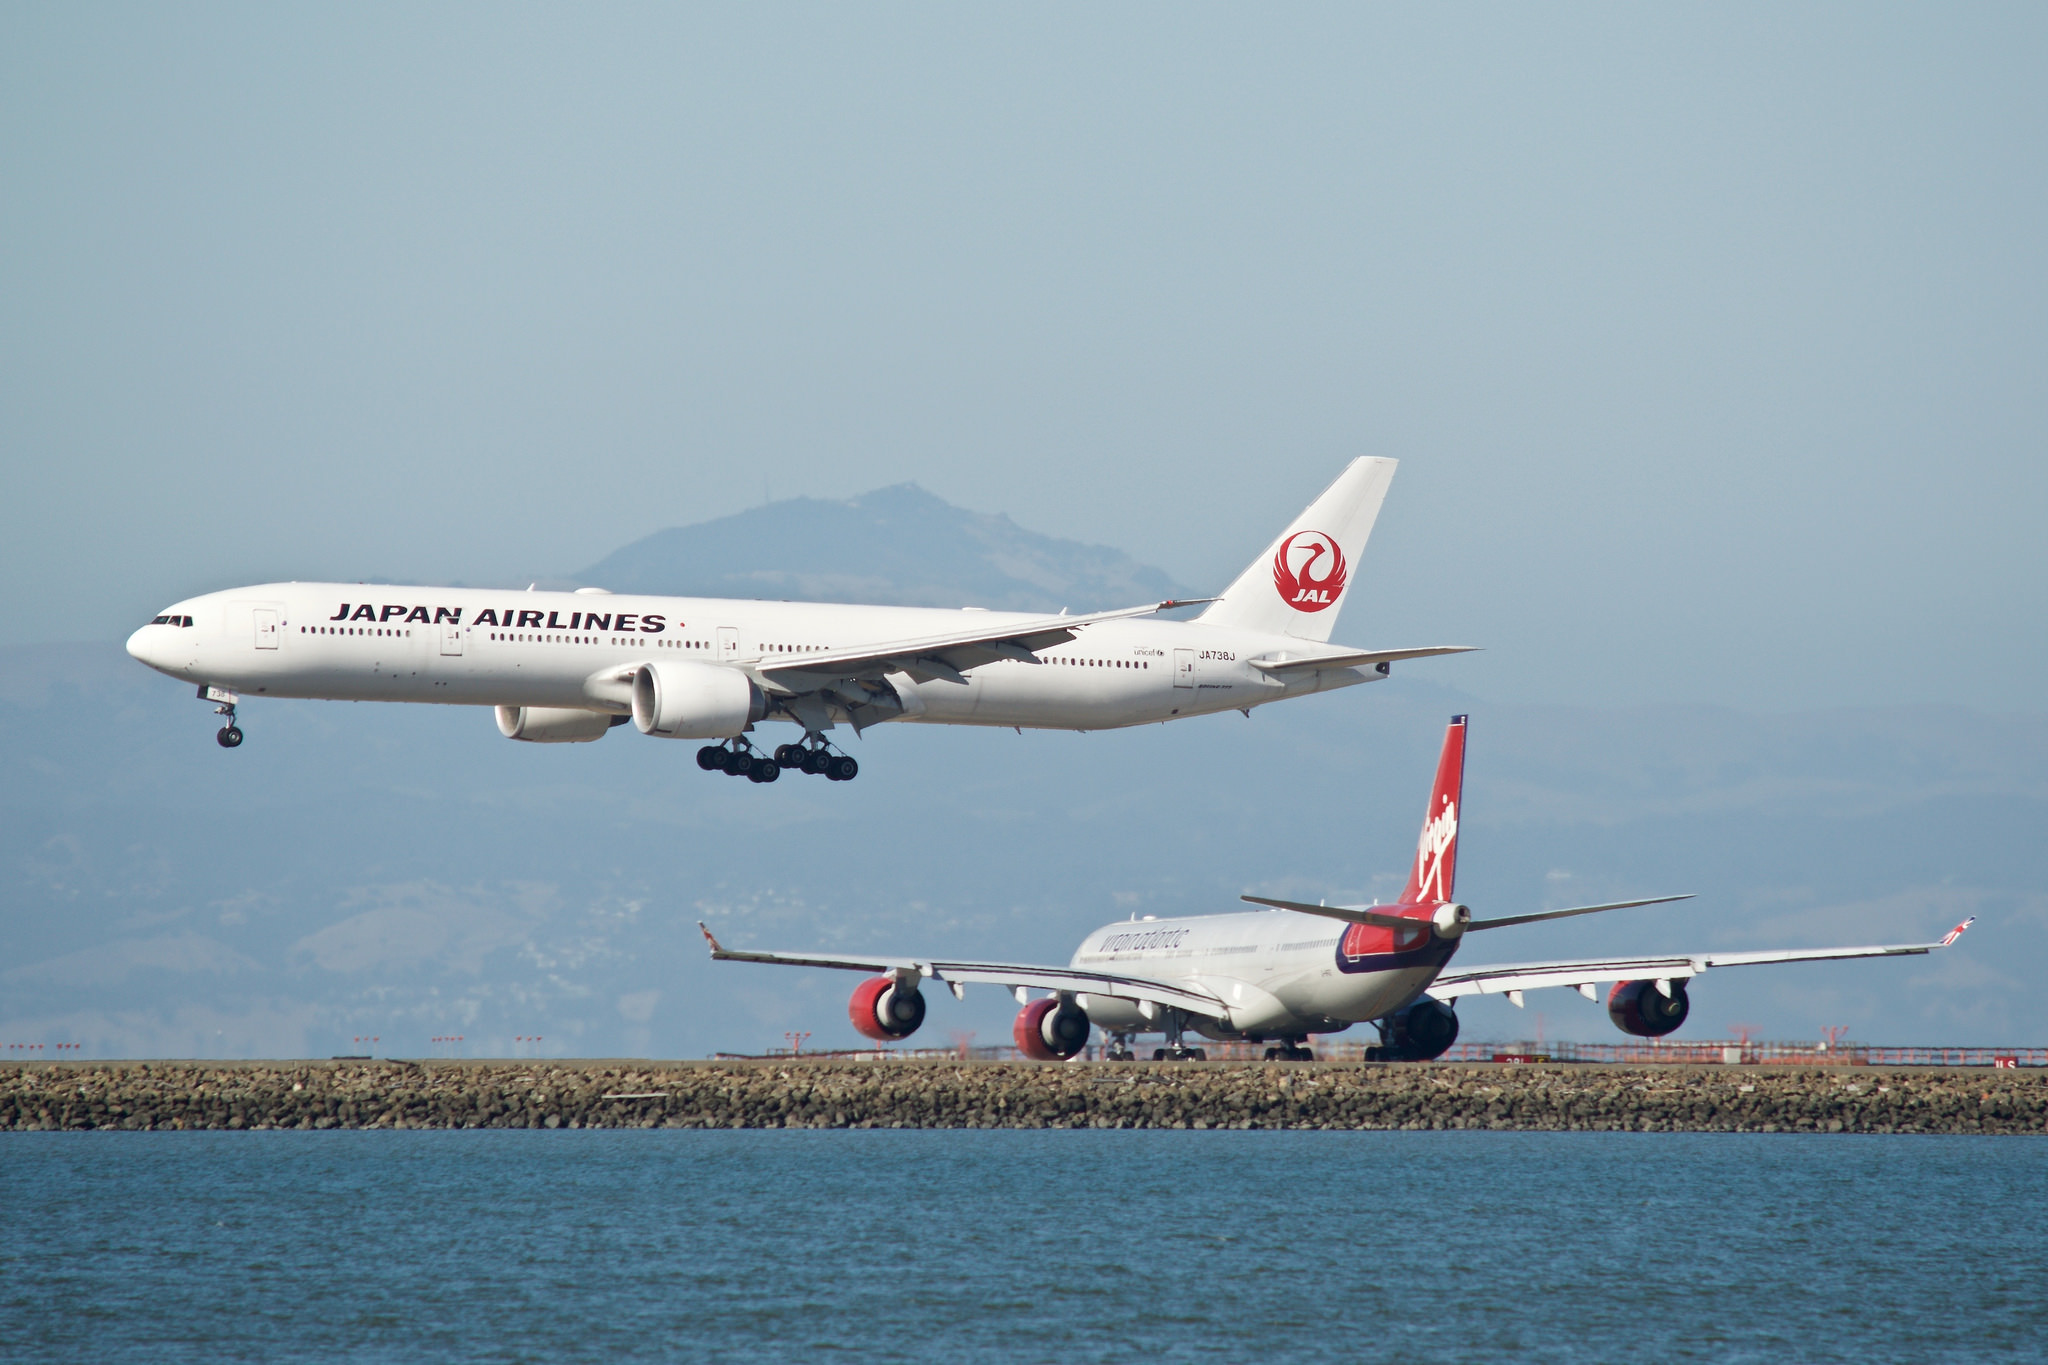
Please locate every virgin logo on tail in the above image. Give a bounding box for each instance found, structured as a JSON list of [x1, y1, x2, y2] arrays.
[[1414, 797, 1457, 902], [1271, 530, 1348, 612]]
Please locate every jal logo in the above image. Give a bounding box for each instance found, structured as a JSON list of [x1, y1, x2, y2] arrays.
[[1271, 530, 1348, 612]]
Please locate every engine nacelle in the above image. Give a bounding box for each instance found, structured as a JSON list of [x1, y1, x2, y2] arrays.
[[1014, 997, 1091, 1061], [849, 976, 926, 1042], [1369, 998, 1460, 1061], [1607, 979, 1690, 1037], [495, 705, 617, 743], [631, 661, 766, 740]]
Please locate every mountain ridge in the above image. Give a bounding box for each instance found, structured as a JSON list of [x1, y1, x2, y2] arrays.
[[571, 483, 1191, 611]]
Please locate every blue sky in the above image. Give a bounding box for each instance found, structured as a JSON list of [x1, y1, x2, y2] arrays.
[[4, 3, 2043, 714]]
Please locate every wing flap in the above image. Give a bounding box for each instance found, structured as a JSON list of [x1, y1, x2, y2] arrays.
[[756, 598, 1215, 688]]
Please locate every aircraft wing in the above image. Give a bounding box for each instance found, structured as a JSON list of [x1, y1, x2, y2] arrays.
[[1247, 645, 1479, 673], [754, 598, 1215, 690], [698, 923, 1224, 1014], [1426, 918, 1975, 1002]]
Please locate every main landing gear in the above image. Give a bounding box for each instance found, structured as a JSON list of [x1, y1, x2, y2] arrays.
[[1148, 1015, 1207, 1061], [199, 685, 243, 748], [696, 738, 780, 783], [693, 736, 861, 784], [775, 737, 859, 782]]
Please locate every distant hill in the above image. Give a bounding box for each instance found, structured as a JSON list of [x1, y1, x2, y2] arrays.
[[572, 484, 1190, 611]]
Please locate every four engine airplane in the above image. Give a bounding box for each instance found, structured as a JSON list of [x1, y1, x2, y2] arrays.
[[701, 715, 1973, 1060]]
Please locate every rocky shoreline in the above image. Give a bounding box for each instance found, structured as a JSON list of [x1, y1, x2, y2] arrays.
[[5, 1060, 2044, 1134]]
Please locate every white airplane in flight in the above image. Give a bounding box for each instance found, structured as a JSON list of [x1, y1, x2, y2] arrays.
[[125, 458, 1472, 781], [702, 715, 1973, 1059]]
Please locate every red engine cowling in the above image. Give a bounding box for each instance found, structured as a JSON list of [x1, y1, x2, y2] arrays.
[[849, 976, 926, 1042], [1607, 979, 1690, 1037], [1013, 997, 1091, 1061]]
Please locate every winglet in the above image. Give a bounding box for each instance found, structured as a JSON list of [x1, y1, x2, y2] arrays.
[[1940, 917, 1976, 948], [697, 921, 726, 957]]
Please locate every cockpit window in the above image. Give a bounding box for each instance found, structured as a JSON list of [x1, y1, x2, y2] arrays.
[[149, 614, 194, 627]]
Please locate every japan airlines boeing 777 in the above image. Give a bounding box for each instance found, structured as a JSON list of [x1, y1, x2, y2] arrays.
[[126, 459, 1471, 781], [702, 716, 1973, 1058]]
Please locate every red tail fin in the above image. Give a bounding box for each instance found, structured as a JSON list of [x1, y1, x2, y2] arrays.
[[1397, 715, 1468, 905]]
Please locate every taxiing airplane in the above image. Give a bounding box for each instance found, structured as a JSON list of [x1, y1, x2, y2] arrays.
[[125, 458, 1470, 781], [701, 715, 1973, 1058]]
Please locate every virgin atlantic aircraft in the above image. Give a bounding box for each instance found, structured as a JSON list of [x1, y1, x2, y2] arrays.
[[125, 458, 1471, 781], [702, 715, 1972, 1058]]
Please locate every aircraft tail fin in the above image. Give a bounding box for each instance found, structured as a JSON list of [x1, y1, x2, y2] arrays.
[[1197, 457, 1396, 641], [1397, 715, 1468, 906]]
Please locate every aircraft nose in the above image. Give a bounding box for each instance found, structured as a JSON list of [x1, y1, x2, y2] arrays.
[[125, 625, 154, 663]]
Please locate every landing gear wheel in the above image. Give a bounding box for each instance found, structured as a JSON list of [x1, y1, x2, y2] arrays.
[[801, 749, 828, 775], [749, 760, 780, 784], [216, 726, 243, 748], [697, 746, 724, 770], [826, 755, 859, 782], [773, 744, 802, 769], [1189, 1048, 1207, 1061], [724, 748, 754, 776], [1152, 1048, 1167, 1061]]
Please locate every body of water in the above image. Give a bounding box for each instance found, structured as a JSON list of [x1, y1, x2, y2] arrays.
[[5, 1130, 2044, 1362]]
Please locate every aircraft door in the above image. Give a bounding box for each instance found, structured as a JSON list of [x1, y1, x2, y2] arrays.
[[717, 627, 740, 661], [1173, 648, 1194, 688], [254, 609, 280, 650], [440, 623, 464, 656]]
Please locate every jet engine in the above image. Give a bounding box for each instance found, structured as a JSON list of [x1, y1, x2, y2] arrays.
[[849, 976, 926, 1042], [1607, 979, 1690, 1037], [631, 661, 766, 740], [1367, 998, 1460, 1061], [1013, 997, 1091, 1061], [495, 705, 619, 743]]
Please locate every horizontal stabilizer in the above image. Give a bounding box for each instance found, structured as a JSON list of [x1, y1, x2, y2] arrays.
[[1467, 894, 1694, 932], [1239, 895, 1419, 931], [1248, 645, 1479, 673]]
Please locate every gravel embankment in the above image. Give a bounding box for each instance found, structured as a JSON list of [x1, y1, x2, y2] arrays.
[[5, 1061, 2045, 1133]]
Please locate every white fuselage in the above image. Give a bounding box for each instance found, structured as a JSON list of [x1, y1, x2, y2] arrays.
[[1069, 909, 1456, 1039], [124, 582, 1381, 734]]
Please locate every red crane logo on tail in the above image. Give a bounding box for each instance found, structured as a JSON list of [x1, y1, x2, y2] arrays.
[[1271, 530, 1348, 613]]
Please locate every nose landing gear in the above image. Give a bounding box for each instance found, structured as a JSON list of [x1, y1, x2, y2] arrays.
[[199, 685, 243, 748], [1147, 1014, 1207, 1061]]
